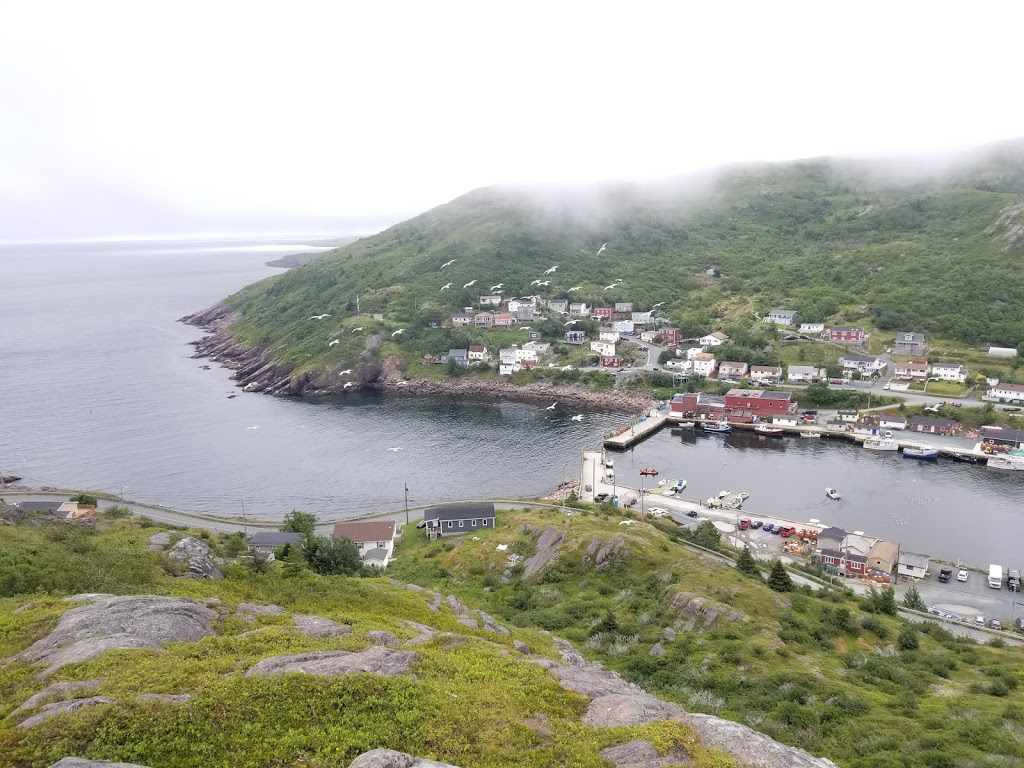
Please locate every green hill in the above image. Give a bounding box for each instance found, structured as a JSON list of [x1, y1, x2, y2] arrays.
[[195, 142, 1024, 388]]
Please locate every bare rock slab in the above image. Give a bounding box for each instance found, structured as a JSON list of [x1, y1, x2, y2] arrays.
[[600, 740, 689, 768], [521, 526, 565, 579], [18, 696, 116, 728], [147, 532, 170, 552], [14, 679, 103, 714], [678, 713, 839, 768], [246, 646, 419, 678], [7, 595, 219, 676], [366, 630, 400, 647], [168, 537, 223, 580], [293, 615, 352, 638], [583, 693, 685, 727], [348, 749, 461, 768], [49, 760, 152, 768]]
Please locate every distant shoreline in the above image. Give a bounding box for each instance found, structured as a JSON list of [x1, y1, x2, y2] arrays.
[[265, 236, 361, 268]]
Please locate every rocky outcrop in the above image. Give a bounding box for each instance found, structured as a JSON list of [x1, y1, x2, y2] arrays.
[[146, 532, 170, 552], [14, 679, 103, 713], [6, 595, 218, 677], [348, 750, 461, 768], [167, 537, 223, 580], [245, 647, 419, 678], [513, 640, 532, 655], [18, 696, 116, 728], [599, 740, 690, 768], [585, 535, 626, 570], [49, 760, 151, 768], [668, 592, 744, 633], [366, 630, 400, 647], [236, 602, 285, 617], [293, 615, 352, 638], [521, 526, 565, 579]]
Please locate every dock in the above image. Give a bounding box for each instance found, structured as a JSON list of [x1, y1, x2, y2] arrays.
[[602, 408, 670, 449]]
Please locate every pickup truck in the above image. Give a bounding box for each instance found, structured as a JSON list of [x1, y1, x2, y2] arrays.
[[938, 568, 953, 583]]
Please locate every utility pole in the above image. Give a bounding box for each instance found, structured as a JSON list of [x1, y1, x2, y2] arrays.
[[241, 498, 248, 539], [639, 473, 646, 516], [404, 482, 410, 526]]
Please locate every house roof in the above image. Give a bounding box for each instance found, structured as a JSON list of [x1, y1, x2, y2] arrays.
[[362, 547, 389, 562], [899, 551, 930, 569], [841, 353, 879, 363], [424, 503, 496, 522], [248, 531, 304, 547], [982, 426, 1024, 444], [787, 365, 819, 375], [725, 388, 791, 401], [448, 348, 468, 357], [719, 361, 748, 369], [693, 353, 715, 361], [770, 309, 797, 316], [930, 362, 964, 370], [332, 520, 397, 543], [996, 382, 1024, 393], [896, 362, 929, 371], [751, 365, 782, 373], [911, 416, 955, 429], [868, 540, 899, 566], [493, 314, 515, 321], [14, 501, 63, 513], [818, 547, 867, 564], [468, 345, 486, 353], [452, 313, 472, 319], [829, 326, 862, 332], [879, 415, 907, 425], [819, 526, 847, 542], [709, 331, 730, 340], [896, 332, 925, 343]]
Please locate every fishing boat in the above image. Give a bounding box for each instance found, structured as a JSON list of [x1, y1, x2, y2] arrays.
[[863, 431, 899, 451], [754, 425, 784, 436], [987, 455, 1024, 471], [825, 488, 841, 500], [903, 446, 939, 460], [800, 431, 821, 438], [950, 452, 979, 463], [639, 467, 659, 476], [701, 420, 732, 434]]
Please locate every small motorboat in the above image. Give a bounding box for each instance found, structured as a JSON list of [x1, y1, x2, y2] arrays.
[[950, 452, 979, 464], [673, 479, 687, 492], [755, 425, 784, 436], [825, 488, 841, 500], [903, 446, 939, 460], [800, 431, 821, 438], [640, 468, 659, 476], [701, 420, 732, 434]]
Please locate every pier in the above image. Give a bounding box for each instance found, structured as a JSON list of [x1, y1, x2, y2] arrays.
[[602, 408, 670, 449]]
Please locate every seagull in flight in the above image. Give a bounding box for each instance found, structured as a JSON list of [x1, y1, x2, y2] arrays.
[[530, 279, 543, 286], [543, 266, 558, 275], [339, 369, 352, 375], [568, 285, 582, 291], [344, 381, 356, 389], [391, 329, 406, 337], [652, 302, 664, 308], [519, 326, 531, 331], [246, 426, 260, 430], [440, 259, 456, 269], [387, 447, 403, 452], [440, 282, 452, 291], [603, 284, 617, 290], [565, 319, 579, 326], [597, 243, 607, 255], [328, 339, 340, 347], [571, 414, 584, 421], [309, 314, 330, 320], [545, 402, 557, 410], [615, 278, 623, 283], [350, 327, 363, 333], [463, 280, 477, 288], [490, 283, 504, 291], [537, 280, 551, 286]]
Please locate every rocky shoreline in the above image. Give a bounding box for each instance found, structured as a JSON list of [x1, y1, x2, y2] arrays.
[[180, 305, 656, 412]]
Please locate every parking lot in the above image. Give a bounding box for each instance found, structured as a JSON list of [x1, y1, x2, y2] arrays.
[[895, 570, 1024, 626]]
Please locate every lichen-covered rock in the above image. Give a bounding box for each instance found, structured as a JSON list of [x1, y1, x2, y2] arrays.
[[521, 526, 565, 579], [513, 640, 531, 655], [661, 627, 676, 643], [234, 603, 285, 623], [553, 637, 588, 667], [445, 595, 470, 616], [366, 630, 400, 647], [457, 617, 479, 630], [14, 680, 103, 713], [293, 615, 352, 638], [585, 535, 626, 569], [6, 595, 218, 676], [599, 739, 689, 767], [648, 642, 666, 657], [135, 693, 191, 704], [347, 749, 462, 768], [583, 693, 684, 727], [18, 696, 116, 728], [63, 594, 115, 603], [49, 760, 152, 768], [678, 712, 839, 768], [167, 537, 223, 580], [245, 646, 419, 677], [147, 532, 170, 552]]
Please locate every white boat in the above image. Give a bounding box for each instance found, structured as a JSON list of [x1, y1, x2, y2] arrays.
[[863, 431, 899, 451], [800, 432, 821, 438], [825, 487, 841, 500], [987, 455, 1024, 471]]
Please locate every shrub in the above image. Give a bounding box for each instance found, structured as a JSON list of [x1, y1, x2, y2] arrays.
[[902, 586, 926, 612], [735, 546, 761, 579], [70, 492, 98, 507], [102, 504, 132, 519], [301, 535, 362, 576], [897, 625, 920, 650]]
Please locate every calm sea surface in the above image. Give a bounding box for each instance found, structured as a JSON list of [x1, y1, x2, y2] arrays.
[[0, 240, 1020, 565]]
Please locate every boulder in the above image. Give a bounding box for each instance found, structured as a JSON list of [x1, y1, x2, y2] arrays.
[[63, 594, 115, 603], [245, 647, 419, 678], [513, 640, 531, 655], [661, 627, 676, 643], [236, 603, 285, 622], [678, 712, 840, 768], [445, 595, 470, 616], [648, 642, 666, 657], [348, 749, 461, 768], [457, 617, 479, 630], [293, 615, 352, 638], [366, 630, 400, 647], [599, 739, 689, 768], [521, 526, 565, 579], [135, 693, 191, 704], [147, 532, 170, 552], [49, 760, 151, 768], [167, 537, 223, 580], [585, 535, 626, 569], [18, 696, 116, 728], [7, 595, 218, 676], [553, 637, 588, 667], [583, 693, 684, 727], [14, 680, 103, 713]]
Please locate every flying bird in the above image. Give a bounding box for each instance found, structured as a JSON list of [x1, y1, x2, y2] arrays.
[[530, 279, 542, 286], [387, 447, 403, 452], [350, 327, 363, 333], [537, 280, 550, 286], [391, 329, 406, 337], [440, 259, 456, 269], [568, 285, 582, 291], [571, 414, 584, 421], [615, 278, 623, 283], [308, 314, 331, 320], [339, 369, 352, 375], [343, 381, 356, 389], [597, 243, 607, 255], [565, 319, 579, 326], [603, 284, 617, 290], [652, 302, 664, 308], [545, 402, 557, 410], [246, 426, 260, 430], [490, 283, 504, 291], [544, 266, 558, 275], [328, 339, 340, 346], [440, 282, 452, 291], [463, 280, 477, 288], [519, 326, 531, 331]]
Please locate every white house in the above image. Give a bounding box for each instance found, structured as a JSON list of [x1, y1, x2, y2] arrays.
[[498, 348, 517, 365], [499, 364, 518, 376], [930, 362, 967, 383], [787, 365, 823, 383], [569, 302, 589, 317], [546, 298, 569, 314], [839, 353, 887, 375], [332, 520, 397, 569], [590, 340, 617, 357], [692, 353, 717, 378], [765, 309, 799, 326], [479, 295, 502, 306], [897, 551, 930, 580], [640, 330, 659, 343], [837, 410, 859, 423], [523, 341, 550, 355], [631, 311, 653, 325], [879, 414, 908, 430], [467, 345, 489, 362], [986, 382, 1024, 403], [750, 365, 783, 383], [772, 415, 801, 427], [665, 359, 692, 372], [799, 322, 824, 334], [893, 361, 929, 380], [683, 344, 707, 360], [717, 361, 748, 379], [614, 302, 633, 313], [599, 328, 619, 343], [698, 331, 730, 347], [514, 348, 538, 363], [612, 319, 634, 334]]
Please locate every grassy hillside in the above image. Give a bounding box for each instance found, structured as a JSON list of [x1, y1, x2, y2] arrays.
[[216, 143, 1024, 378], [389, 506, 1024, 768]]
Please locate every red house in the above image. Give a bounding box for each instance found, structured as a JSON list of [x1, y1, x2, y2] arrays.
[[910, 416, 955, 435], [723, 388, 793, 419], [600, 355, 623, 368], [824, 326, 865, 343], [818, 549, 867, 576], [592, 308, 614, 320], [670, 392, 726, 419], [660, 328, 681, 345], [493, 314, 517, 327]]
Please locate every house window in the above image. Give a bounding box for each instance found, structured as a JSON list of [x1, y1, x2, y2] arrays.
[[459, 520, 464, 528], [482, 519, 489, 526], [377, 541, 385, 548], [472, 519, 478, 526], [447, 521, 453, 528]]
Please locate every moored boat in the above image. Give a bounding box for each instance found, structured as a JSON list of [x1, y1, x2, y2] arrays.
[[825, 487, 841, 500], [755, 425, 784, 436], [864, 430, 898, 451], [800, 431, 821, 438], [701, 420, 732, 434], [903, 446, 939, 460], [950, 452, 979, 463], [986, 455, 1024, 471]]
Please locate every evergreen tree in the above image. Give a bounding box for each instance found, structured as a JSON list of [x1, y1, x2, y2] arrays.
[[282, 546, 307, 578], [735, 546, 761, 579], [767, 559, 793, 592], [281, 510, 318, 537], [902, 586, 926, 612], [877, 585, 899, 615], [692, 519, 721, 550], [898, 624, 920, 650]]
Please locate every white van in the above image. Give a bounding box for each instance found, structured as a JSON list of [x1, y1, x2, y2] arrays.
[[989, 564, 1003, 589]]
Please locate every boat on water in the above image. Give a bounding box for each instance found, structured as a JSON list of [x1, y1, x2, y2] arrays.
[[987, 455, 1024, 471], [825, 487, 841, 500], [701, 421, 732, 434], [639, 467, 659, 476], [950, 452, 979, 463], [863, 430, 899, 451], [673, 421, 695, 429], [903, 446, 939, 460], [800, 431, 821, 438], [754, 425, 784, 436]]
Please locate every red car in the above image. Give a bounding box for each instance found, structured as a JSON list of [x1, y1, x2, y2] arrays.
[[738, 517, 751, 530], [779, 526, 797, 538]]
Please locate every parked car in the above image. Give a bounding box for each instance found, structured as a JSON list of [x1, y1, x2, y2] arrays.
[[883, 383, 891, 390], [647, 507, 668, 517], [991, 619, 1003, 631], [829, 379, 845, 385], [595, 492, 610, 503], [1004, 406, 1022, 412], [938, 568, 953, 583], [762, 523, 775, 533], [750, 520, 763, 529], [685, 510, 699, 518], [626, 499, 637, 508], [738, 517, 751, 530], [1016, 617, 1024, 631], [975, 616, 986, 628], [957, 569, 969, 582], [779, 526, 796, 538], [801, 409, 818, 416]]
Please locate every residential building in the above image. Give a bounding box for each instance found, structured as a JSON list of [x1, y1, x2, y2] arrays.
[[664, 358, 692, 372], [468, 345, 489, 362], [981, 426, 1024, 449], [894, 331, 926, 357], [332, 520, 398, 568], [724, 389, 793, 419], [897, 551, 931, 580], [247, 532, 303, 555], [600, 355, 623, 368], [493, 313, 517, 328], [680, 343, 706, 360], [592, 307, 614, 320], [515, 305, 535, 321], [523, 341, 550, 355], [910, 416, 955, 435], [717, 361, 748, 379], [818, 548, 867, 577], [631, 311, 653, 325], [930, 362, 967, 383], [893, 361, 929, 380], [479, 295, 502, 307], [837, 410, 859, 423], [640, 330, 659, 343], [547, 299, 569, 314], [660, 328, 682, 346], [451, 313, 473, 327], [765, 309, 799, 326], [513, 348, 537, 364], [670, 392, 727, 419], [878, 414, 908, 430], [839, 353, 886, 376], [817, 526, 846, 552], [750, 365, 783, 383], [825, 326, 865, 343], [498, 348, 517, 365], [422, 502, 496, 538], [508, 297, 538, 313], [853, 422, 878, 436], [445, 348, 469, 368], [787, 365, 823, 383], [591, 340, 617, 357], [987, 382, 1024, 403], [473, 312, 493, 327], [867, 540, 899, 576], [498, 364, 518, 376], [772, 415, 800, 427], [799, 322, 824, 334], [564, 330, 587, 344], [612, 319, 634, 335], [12, 501, 63, 515], [614, 302, 634, 314], [599, 328, 619, 343], [691, 353, 717, 378], [698, 331, 730, 347], [569, 302, 589, 317]]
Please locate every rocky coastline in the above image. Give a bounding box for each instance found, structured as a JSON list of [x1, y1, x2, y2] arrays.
[[180, 305, 656, 412]]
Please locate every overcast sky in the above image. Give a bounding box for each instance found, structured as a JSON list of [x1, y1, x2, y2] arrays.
[[2, 1, 1023, 241]]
